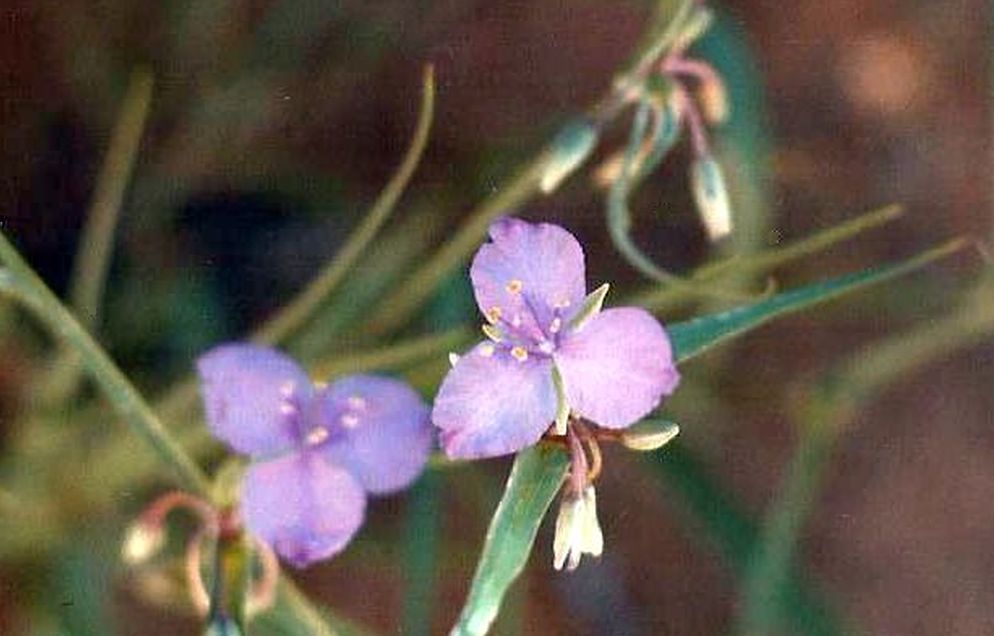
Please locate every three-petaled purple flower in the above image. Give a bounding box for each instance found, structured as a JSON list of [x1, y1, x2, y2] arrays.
[[432, 218, 680, 459], [197, 344, 432, 567]]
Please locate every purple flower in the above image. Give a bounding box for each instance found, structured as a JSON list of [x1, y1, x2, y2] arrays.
[[432, 218, 680, 459], [197, 344, 432, 567]]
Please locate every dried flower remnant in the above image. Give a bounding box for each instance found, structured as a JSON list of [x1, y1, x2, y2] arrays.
[[121, 489, 279, 617], [197, 344, 432, 567], [432, 217, 680, 460]]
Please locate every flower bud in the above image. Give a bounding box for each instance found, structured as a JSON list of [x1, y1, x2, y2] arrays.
[[122, 520, 166, 565], [540, 117, 599, 194], [553, 486, 604, 571], [621, 420, 680, 451], [690, 155, 732, 240]]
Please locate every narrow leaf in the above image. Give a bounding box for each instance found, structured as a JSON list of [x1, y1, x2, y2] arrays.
[[450, 446, 569, 636], [668, 239, 965, 363]]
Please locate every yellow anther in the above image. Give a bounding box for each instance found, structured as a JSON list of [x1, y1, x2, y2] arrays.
[[511, 346, 529, 362], [479, 343, 496, 357], [486, 306, 503, 324], [306, 426, 330, 445], [506, 279, 523, 294]]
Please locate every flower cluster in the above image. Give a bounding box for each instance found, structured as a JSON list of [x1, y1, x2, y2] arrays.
[[181, 218, 680, 575]]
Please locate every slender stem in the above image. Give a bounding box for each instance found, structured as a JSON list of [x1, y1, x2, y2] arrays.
[[607, 98, 753, 300], [362, 0, 697, 338], [252, 65, 436, 345], [737, 285, 994, 635], [69, 68, 154, 328], [362, 157, 546, 337], [273, 578, 339, 636], [310, 326, 471, 379], [672, 82, 710, 157], [0, 234, 212, 497], [630, 203, 906, 312]]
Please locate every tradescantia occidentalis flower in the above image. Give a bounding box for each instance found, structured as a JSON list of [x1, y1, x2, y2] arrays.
[[431, 218, 680, 569], [197, 344, 432, 568]]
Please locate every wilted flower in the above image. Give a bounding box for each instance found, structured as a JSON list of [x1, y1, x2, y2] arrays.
[[197, 344, 432, 567], [432, 218, 680, 459], [553, 485, 603, 571]]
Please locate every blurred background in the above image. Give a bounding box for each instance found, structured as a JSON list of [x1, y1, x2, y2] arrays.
[[0, 1, 991, 634]]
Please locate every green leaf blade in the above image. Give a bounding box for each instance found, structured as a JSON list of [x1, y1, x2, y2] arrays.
[[451, 446, 569, 636], [668, 240, 964, 363]]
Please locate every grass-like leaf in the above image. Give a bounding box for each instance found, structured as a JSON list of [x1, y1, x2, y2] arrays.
[[450, 446, 570, 636], [668, 239, 965, 362]]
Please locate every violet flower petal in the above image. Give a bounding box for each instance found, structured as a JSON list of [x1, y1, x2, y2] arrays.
[[555, 308, 680, 429], [196, 344, 313, 457], [470, 218, 586, 333], [317, 375, 432, 495], [433, 343, 557, 459], [241, 452, 366, 568]]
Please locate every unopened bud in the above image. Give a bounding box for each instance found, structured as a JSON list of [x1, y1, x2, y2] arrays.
[[122, 520, 166, 564], [540, 117, 599, 194], [621, 420, 680, 451], [690, 156, 732, 240], [553, 486, 604, 571]]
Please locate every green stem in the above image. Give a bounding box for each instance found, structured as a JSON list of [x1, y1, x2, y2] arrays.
[[36, 69, 154, 405], [0, 237, 211, 497], [736, 280, 994, 635], [311, 327, 471, 379], [252, 65, 436, 345], [362, 0, 696, 338], [629, 203, 906, 313], [69, 68, 154, 329]]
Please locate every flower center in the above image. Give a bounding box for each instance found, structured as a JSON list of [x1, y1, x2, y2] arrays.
[[482, 285, 569, 363]]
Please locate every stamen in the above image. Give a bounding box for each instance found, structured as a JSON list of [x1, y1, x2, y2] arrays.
[[510, 346, 529, 362], [479, 343, 495, 357], [538, 340, 555, 355], [506, 279, 523, 294], [279, 403, 298, 416], [313, 381, 328, 390], [486, 306, 502, 323], [549, 317, 562, 334], [448, 352, 461, 367], [347, 395, 367, 410], [306, 426, 330, 445], [279, 381, 296, 398]]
